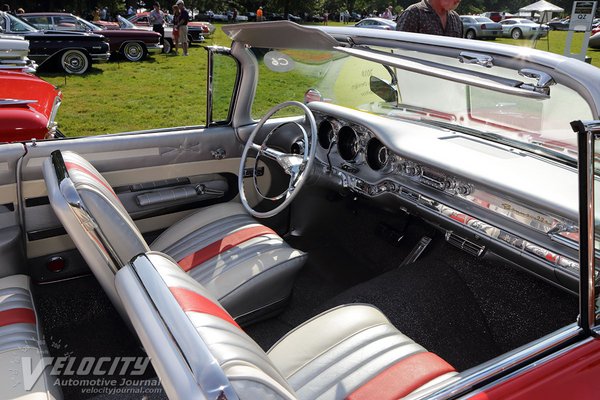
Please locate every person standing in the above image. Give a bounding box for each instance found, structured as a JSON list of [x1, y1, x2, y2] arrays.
[[148, 2, 165, 46], [92, 7, 100, 21], [396, 0, 462, 37], [232, 8, 238, 23], [323, 10, 328, 25], [256, 6, 263, 22], [176, 0, 189, 56], [172, 4, 180, 55]]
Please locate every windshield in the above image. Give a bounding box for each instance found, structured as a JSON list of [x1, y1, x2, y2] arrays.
[[118, 15, 137, 29], [4, 13, 38, 32], [76, 16, 101, 31], [252, 46, 593, 160]]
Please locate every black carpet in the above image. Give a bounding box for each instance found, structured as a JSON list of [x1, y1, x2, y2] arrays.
[[33, 276, 166, 400], [317, 257, 501, 371]]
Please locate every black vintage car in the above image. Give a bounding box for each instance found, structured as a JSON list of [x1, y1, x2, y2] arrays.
[[0, 11, 110, 74]]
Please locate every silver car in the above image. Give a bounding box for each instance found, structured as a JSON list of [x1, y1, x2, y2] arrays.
[[500, 18, 549, 39], [460, 16, 502, 39]]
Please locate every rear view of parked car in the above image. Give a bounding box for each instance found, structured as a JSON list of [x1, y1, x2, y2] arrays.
[[21, 13, 162, 62], [501, 18, 549, 39], [0, 11, 110, 74], [0, 34, 36, 72], [460, 16, 502, 39], [0, 70, 62, 141]]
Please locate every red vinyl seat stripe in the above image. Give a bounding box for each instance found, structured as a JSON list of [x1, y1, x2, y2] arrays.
[[170, 287, 240, 329], [65, 161, 117, 196], [346, 352, 455, 400], [178, 225, 276, 272], [0, 308, 36, 328]]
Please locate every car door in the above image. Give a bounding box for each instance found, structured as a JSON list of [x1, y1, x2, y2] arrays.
[[14, 49, 277, 283]]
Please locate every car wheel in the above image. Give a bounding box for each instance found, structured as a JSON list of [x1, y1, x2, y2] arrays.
[[163, 39, 173, 54], [511, 28, 523, 40], [465, 29, 476, 39], [61, 50, 90, 75], [123, 42, 147, 62]]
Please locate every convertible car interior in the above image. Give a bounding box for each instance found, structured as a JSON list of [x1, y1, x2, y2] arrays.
[[2, 21, 600, 399]]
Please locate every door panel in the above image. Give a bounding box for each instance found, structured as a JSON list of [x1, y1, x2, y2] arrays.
[[0, 143, 27, 278], [20, 126, 273, 281]]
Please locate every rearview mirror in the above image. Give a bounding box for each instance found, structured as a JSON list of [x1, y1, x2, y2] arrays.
[[370, 76, 397, 103]]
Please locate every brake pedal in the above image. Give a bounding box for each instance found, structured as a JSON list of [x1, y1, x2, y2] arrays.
[[400, 236, 432, 266]]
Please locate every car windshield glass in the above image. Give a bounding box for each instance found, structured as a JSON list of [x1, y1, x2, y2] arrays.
[[118, 15, 137, 29], [7, 13, 38, 32], [475, 18, 492, 22], [76, 16, 101, 31], [252, 46, 593, 161]]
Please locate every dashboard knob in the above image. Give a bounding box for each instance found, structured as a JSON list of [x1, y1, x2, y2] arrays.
[[457, 185, 472, 196], [403, 163, 421, 176]]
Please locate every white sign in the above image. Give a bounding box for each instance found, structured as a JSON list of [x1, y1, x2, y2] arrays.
[[568, 1, 597, 32]]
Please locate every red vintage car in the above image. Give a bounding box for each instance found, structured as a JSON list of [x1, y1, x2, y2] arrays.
[[0, 70, 62, 141]]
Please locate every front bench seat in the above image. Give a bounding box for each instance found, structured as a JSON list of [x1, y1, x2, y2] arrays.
[[42, 150, 306, 322], [0, 275, 61, 399], [116, 252, 458, 400]]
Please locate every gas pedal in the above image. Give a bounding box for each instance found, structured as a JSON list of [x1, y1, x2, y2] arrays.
[[399, 236, 432, 267]]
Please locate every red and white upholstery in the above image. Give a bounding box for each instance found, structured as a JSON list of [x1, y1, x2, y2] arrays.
[[116, 252, 458, 400], [0, 275, 61, 399], [43, 150, 306, 322]]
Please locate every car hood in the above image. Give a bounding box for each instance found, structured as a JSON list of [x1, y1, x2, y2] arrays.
[[20, 30, 107, 41]]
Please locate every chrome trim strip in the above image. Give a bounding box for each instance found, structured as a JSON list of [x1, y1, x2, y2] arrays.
[[130, 254, 239, 400], [572, 120, 600, 328], [335, 46, 549, 99], [334, 166, 580, 276], [409, 324, 582, 400], [90, 53, 111, 62], [50, 150, 123, 271], [0, 99, 38, 106]]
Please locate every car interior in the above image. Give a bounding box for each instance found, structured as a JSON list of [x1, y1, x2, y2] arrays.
[[1, 21, 596, 400]]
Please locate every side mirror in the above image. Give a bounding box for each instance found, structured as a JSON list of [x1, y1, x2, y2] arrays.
[[370, 75, 397, 103]]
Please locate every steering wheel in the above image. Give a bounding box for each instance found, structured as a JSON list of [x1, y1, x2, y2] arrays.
[[239, 101, 317, 218]]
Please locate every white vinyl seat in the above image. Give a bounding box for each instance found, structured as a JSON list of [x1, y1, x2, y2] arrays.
[[116, 252, 458, 400], [42, 150, 306, 322], [0, 275, 61, 399]]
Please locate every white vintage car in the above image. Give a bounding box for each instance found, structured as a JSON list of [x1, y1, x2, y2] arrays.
[[0, 33, 36, 71], [2, 21, 600, 400]]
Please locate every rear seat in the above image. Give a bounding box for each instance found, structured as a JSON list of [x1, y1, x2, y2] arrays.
[[116, 252, 458, 399], [0, 275, 61, 399]]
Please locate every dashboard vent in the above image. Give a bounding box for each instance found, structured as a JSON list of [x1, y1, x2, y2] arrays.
[[445, 231, 485, 257]]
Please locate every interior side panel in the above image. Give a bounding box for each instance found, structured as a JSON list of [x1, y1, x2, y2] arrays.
[[18, 127, 275, 281], [0, 143, 27, 278]]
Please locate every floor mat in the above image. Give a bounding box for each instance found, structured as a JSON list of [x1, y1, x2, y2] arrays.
[[317, 257, 501, 371], [33, 276, 166, 400]]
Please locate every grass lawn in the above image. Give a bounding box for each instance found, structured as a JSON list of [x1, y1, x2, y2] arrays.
[[39, 23, 600, 137]]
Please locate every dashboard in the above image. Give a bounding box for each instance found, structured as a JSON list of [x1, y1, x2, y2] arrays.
[[307, 102, 582, 293]]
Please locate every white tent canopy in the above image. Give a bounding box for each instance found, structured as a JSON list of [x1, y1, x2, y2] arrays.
[[518, 0, 564, 21], [519, 0, 564, 13]]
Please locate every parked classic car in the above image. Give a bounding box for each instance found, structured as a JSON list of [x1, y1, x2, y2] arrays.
[[21, 13, 162, 62], [500, 18, 549, 39], [354, 17, 396, 30], [548, 17, 570, 30], [2, 20, 600, 400], [0, 70, 62, 141], [0, 33, 36, 71], [460, 15, 502, 39], [0, 11, 110, 74], [129, 11, 214, 42]]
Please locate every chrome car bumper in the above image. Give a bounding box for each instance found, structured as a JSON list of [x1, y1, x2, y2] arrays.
[[146, 44, 164, 54], [91, 52, 111, 62]]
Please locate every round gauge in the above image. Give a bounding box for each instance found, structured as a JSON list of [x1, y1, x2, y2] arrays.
[[366, 138, 389, 171], [337, 126, 359, 161], [318, 120, 335, 149]]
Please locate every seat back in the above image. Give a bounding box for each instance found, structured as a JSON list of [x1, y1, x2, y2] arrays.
[[115, 252, 298, 400], [43, 150, 149, 311]]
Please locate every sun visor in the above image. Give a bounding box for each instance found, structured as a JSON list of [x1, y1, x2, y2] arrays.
[[222, 21, 340, 50]]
